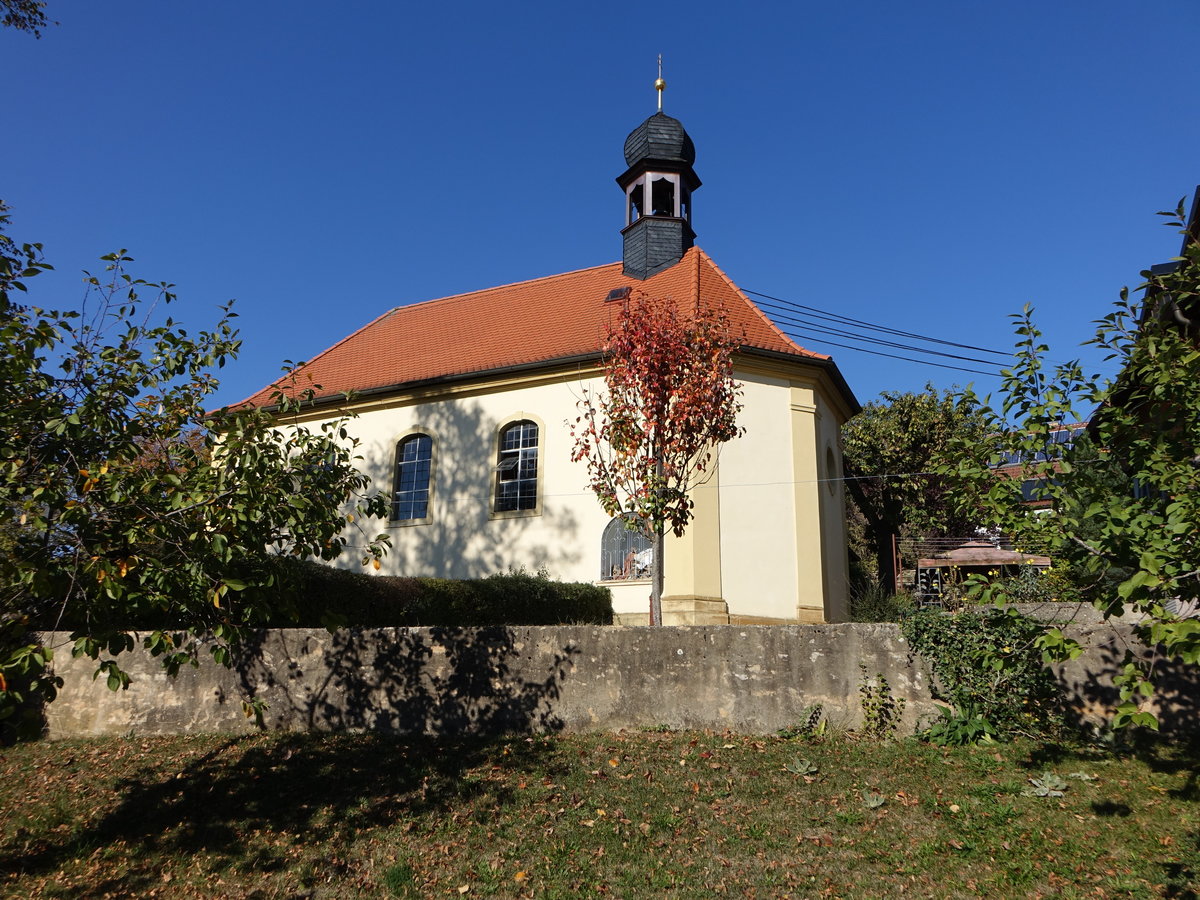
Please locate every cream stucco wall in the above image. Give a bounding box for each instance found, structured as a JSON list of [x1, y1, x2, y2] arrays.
[[287, 357, 852, 623], [321, 369, 606, 588]]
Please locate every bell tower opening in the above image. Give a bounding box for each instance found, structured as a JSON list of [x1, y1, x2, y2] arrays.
[[616, 70, 702, 280]]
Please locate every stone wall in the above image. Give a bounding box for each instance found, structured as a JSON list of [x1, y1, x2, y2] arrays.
[[35, 621, 1199, 739]]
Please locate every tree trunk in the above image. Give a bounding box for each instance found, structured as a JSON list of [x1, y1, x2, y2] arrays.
[[650, 521, 664, 626], [876, 535, 897, 594]]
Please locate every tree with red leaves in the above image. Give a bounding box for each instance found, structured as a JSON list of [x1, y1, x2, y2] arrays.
[[571, 291, 743, 625]]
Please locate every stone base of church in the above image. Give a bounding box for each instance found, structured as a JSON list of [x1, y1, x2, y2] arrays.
[[793, 605, 828, 624], [613, 596, 825, 626], [727, 612, 817, 625]]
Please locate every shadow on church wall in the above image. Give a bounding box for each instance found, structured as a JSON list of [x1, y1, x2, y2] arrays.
[[341, 395, 584, 581]]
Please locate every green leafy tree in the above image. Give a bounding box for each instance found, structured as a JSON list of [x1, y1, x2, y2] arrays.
[[841, 385, 993, 591], [570, 291, 743, 625], [0, 212, 389, 738], [938, 200, 1200, 729]]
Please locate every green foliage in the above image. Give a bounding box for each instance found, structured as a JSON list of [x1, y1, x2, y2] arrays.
[[784, 757, 819, 776], [236, 559, 613, 628], [857, 668, 905, 740], [841, 384, 993, 586], [0, 213, 390, 731], [778, 704, 827, 740], [936, 199, 1200, 728], [1022, 772, 1069, 798], [987, 565, 1083, 607], [922, 705, 998, 746], [0, 615, 60, 742], [901, 607, 1063, 741], [39, 556, 615, 629], [861, 790, 887, 809], [848, 582, 914, 622]]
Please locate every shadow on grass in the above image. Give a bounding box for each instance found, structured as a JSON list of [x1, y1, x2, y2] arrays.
[[1020, 733, 1200, 782], [0, 732, 555, 898], [1161, 844, 1200, 900], [2, 624, 582, 898], [1017, 734, 1200, 899]]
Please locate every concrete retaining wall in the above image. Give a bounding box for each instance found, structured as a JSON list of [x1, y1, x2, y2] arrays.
[[35, 621, 1199, 739]]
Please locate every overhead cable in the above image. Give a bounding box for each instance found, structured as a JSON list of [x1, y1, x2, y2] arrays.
[[773, 330, 999, 376], [746, 289, 1012, 358], [758, 306, 1004, 368]]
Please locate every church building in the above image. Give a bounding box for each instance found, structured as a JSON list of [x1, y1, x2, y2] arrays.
[[242, 90, 860, 625]]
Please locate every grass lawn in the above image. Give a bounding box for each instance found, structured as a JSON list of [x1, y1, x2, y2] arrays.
[[1, 729, 1197, 898]]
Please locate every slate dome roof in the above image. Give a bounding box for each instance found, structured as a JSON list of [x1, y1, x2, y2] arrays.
[[623, 112, 696, 167]]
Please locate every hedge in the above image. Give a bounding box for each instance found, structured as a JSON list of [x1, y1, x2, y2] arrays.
[[280, 560, 613, 628], [32, 559, 613, 631]]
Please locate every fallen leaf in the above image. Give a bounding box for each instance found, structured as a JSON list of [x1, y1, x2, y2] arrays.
[[514, 871, 528, 882]]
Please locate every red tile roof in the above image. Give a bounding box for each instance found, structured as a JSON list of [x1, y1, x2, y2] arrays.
[[238, 247, 829, 408]]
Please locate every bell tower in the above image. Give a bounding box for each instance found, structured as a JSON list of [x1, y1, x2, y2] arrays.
[[617, 64, 701, 279]]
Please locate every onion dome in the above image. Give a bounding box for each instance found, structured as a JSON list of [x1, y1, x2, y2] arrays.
[[623, 112, 696, 168]]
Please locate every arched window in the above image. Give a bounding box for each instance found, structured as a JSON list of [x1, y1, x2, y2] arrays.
[[495, 420, 538, 512], [600, 515, 653, 581], [392, 433, 432, 521]]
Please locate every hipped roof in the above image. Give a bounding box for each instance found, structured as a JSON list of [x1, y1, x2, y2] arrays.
[[238, 247, 854, 410]]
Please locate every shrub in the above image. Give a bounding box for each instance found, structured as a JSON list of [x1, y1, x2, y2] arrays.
[[858, 668, 906, 740], [986, 565, 1083, 607], [0, 615, 60, 743], [34, 560, 614, 631], [901, 606, 1063, 741], [848, 582, 914, 622]]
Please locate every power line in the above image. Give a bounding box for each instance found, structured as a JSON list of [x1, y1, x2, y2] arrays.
[[775, 330, 999, 376], [746, 288, 1012, 358], [756, 305, 1004, 368]]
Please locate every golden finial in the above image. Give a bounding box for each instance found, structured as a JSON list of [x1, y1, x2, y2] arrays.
[[655, 54, 666, 112]]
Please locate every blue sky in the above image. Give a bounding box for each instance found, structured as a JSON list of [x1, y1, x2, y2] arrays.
[[5, 1, 1199, 412]]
